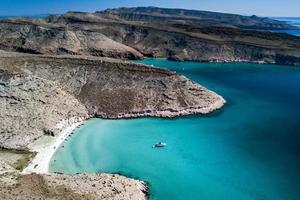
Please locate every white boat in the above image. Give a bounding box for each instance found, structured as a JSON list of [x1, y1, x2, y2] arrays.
[[152, 142, 167, 148]]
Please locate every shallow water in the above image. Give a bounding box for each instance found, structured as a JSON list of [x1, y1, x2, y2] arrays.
[[50, 59, 300, 200]]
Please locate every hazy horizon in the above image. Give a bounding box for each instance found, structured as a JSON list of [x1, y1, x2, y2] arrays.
[[1, 0, 300, 17], [0, 7, 300, 19]]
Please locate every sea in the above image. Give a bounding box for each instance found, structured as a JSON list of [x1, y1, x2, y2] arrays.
[[272, 17, 300, 36], [50, 59, 300, 200]]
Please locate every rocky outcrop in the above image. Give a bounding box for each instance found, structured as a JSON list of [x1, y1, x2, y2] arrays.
[[0, 173, 147, 200], [0, 146, 147, 200], [0, 51, 225, 150]]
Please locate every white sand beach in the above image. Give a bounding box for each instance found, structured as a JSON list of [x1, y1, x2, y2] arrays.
[[22, 119, 85, 174]]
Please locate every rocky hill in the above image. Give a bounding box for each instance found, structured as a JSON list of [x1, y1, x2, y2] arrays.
[[1, 8, 300, 65], [98, 7, 296, 30], [0, 18, 143, 59], [0, 51, 225, 150]]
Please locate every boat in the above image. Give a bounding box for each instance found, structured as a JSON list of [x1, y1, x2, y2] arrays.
[[152, 142, 167, 148]]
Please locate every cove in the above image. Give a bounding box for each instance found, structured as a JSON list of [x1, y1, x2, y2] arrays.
[[50, 59, 300, 200]]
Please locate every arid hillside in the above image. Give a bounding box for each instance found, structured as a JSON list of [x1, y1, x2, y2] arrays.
[[0, 7, 300, 65]]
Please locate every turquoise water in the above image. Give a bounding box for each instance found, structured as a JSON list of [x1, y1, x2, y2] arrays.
[[50, 59, 300, 200]]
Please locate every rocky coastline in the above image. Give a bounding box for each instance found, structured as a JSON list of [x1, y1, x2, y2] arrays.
[[0, 50, 225, 199], [0, 173, 148, 200]]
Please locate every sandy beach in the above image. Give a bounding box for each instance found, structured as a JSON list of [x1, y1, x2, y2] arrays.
[[22, 119, 85, 174]]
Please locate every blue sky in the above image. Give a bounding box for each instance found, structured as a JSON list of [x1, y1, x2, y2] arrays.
[[0, 0, 300, 17]]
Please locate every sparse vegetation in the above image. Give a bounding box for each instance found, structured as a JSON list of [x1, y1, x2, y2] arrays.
[[11, 151, 37, 171], [0, 149, 37, 171]]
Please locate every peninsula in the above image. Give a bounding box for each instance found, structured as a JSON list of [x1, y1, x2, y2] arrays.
[[0, 50, 224, 199]]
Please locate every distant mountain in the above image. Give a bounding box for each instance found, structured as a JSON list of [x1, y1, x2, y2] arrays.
[[98, 7, 297, 30]]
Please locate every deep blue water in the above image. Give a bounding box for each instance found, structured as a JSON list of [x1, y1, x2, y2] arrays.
[[50, 59, 300, 200]]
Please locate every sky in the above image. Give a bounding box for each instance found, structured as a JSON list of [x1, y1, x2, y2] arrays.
[[0, 0, 300, 17]]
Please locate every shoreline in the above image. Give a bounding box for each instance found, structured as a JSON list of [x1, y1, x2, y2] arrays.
[[101, 98, 226, 119], [22, 119, 85, 174], [21, 97, 225, 174], [21, 99, 225, 174]]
